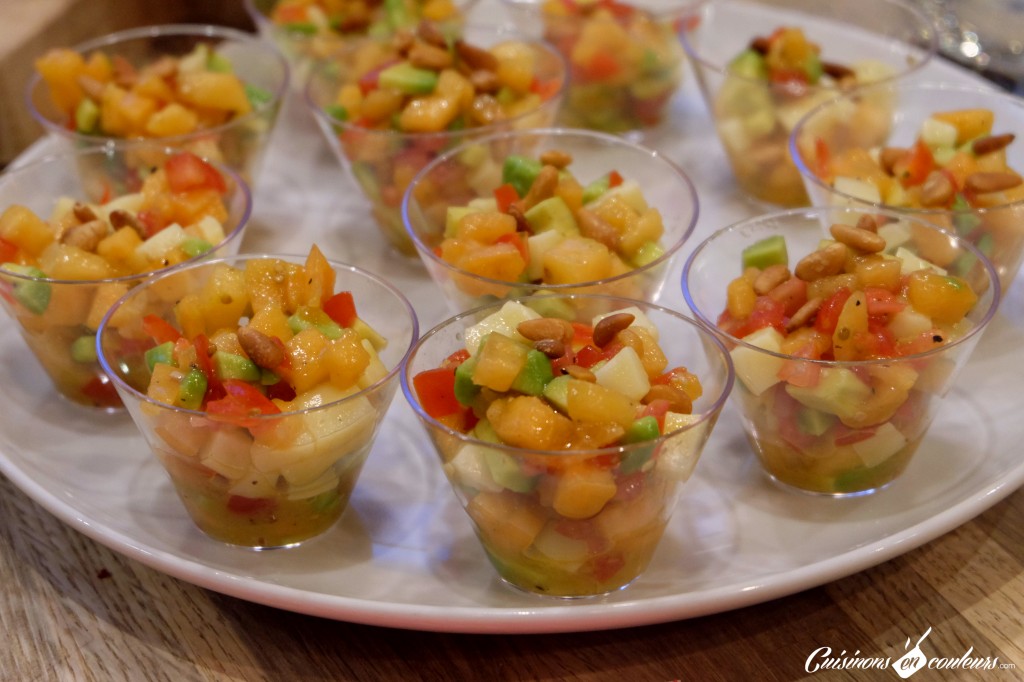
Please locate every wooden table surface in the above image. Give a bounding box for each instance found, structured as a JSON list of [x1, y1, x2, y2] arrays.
[[2, 471, 1021, 681]]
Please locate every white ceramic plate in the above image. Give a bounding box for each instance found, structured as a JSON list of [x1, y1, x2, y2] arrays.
[[3, 6, 1022, 634]]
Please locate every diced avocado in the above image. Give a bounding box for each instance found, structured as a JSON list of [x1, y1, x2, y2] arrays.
[[453, 352, 480, 406], [741, 234, 788, 271], [177, 366, 207, 410], [951, 193, 981, 235], [483, 447, 537, 493], [288, 307, 343, 339], [2, 264, 50, 314], [283, 21, 318, 35], [213, 351, 261, 382], [631, 240, 664, 268], [70, 335, 98, 363], [473, 418, 501, 443], [785, 367, 872, 420], [581, 174, 612, 204], [502, 155, 543, 198], [524, 293, 575, 321], [727, 49, 768, 80], [260, 368, 280, 386], [244, 83, 273, 109], [510, 349, 554, 396], [75, 98, 100, 133], [524, 196, 578, 236], [378, 62, 438, 95], [542, 374, 572, 412], [803, 52, 823, 83], [180, 237, 212, 258], [206, 51, 234, 73], [145, 341, 175, 371], [324, 104, 349, 122], [796, 407, 835, 437], [620, 416, 661, 473]]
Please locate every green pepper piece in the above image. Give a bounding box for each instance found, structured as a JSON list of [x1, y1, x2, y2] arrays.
[[144, 341, 176, 372], [180, 237, 213, 258]]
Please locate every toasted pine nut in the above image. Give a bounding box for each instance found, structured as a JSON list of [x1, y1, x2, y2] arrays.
[[455, 40, 498, 72], [593, 312, 634, 347], [576, 208, 620, 250], [795, 242, 847, 281], [879, 147, 906, 174], [516, 165, 559, 212], [60, 220, 107, 252], [855, 214, 879, 233], [972, 133, 1015, 156], [73, 202, 97, 223], [920, 170, 955, 207], [785, 297, 823, 331], [753, 264, 791, 295], [830, 223, 886, 253], [517, 317, 574, 345], [534, 338, 565, 358], [416, 20, 448, 47], [564, 365, 596, 382], [407, 41, 453, 70], [540, 150, 573, 168], [238, 325, 284, 369], [964, 171, 1023, 194]]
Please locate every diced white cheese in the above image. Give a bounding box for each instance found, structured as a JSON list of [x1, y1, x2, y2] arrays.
[[464, 301, 540, 353], [444, 444, 502, 493], [135, 223, 187, 261], [526, 229, 563, 282], [198, 427, 255, 481], [657, 412, 707, 482], [894, 246, 947, 276], [878, 220, 912, 251], [593, 346, 650, 403], [851, 422, 908, 467], [833, 176, 882, 205], [919, 117, 958, 150], [730, 326, 786, 396]]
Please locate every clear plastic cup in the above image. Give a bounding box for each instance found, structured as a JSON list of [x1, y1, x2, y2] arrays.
[[681, 0, 936, 207], [403, 127, 698, 313], [683, 206, 999, 496], [501, 0, 705, 137], [306, 25, 566, 255], [0, 145, 251, 409], [401, 294, 733, 596], [26, 24, 289, 184], [792, 81, 1024, 295], [97, 253, 418, 548]]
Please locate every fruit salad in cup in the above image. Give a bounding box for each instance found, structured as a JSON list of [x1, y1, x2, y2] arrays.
[[0, 150, 246, 408], [403, 128, 697, 311], [405, 297, 732, 596], [517, 0, 693, 134], [28, 26, 287, 182], [708, 26, 900, 207], [307, 22, 565, 254], [98, 246, 417, 548], [684, 209, 998, 495], [795, 97, 1024, 292]]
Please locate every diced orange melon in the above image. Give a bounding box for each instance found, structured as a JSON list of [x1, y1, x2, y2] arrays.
[[907, 270, 978, 325], [566, 379, 635, 428], [455, 241, 527, 283], [457, 211, 517, 243], [323, 329, 371, 390], [487, 396, 574, 450], [35, 48, 86, 115], [287, 327, 331, 394], [466, 490, 546, 556], [931, 109, 994, 145], [473, 333, 529, 392], [145, 102, 199, 137], [176, 72, 252, 114], [543, 237, 611, 284], [247, 306, 293, 343], [0, 205, 54, 256], [552, 464, 617, 519]]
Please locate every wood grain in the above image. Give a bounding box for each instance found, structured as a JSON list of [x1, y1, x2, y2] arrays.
[[2, 472, 1021, 681]]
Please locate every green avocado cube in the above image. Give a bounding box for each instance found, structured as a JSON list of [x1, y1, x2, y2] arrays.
[[631, 240, 665, 268], [483, 447, 538, 493], [3, 264, 51, 314], [177, 366, 207, 410], [524, 196, 578, 235], [741, 234, 788, 271], [502, 155, 543, 198], [453, 354, 480, 406], [288, 307, 343, 339], [144, 341, 176, 371], [542, 374, 572, 412], [728, 49, 768, 80], [75, 98, 100, 133], [213, 351, 261, 382], [620, 416, 661, 472], [378, 62, 439, 95], [70, 335, 98, 363], [581, 174, 611, 204], [796, 407, 835, 437], [510, 349, 554, 396]]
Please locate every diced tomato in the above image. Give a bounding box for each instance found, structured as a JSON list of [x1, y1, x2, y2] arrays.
[[265, 380, 296, 402], [207, 379, 281, 427], [639, 399, 669, 432], [588, 552, 626, 583], [732, 295, 786, 337], [357, 59, 398, 95], [165, 152, 227, 194], [772, 385, 817, 451], [813, 137, 831, 181], [0, 237, 18, 263], [769, 68, 810, 96], [413, 367, 461, 419], [851, 321, 897, 359], [577, 52, 621, 81], [814, 287, 852, 335], [81, 375, 123, 408], [768, 275, 808, 317], [136, 209, 168, 238], [574, 344, 605, 369], [323, 291, 357, 328], [834, 424, 877, 446], [571, 322, 593, 345], [630, 90, 672, 126], [191, 334, 225, 401], [777, 341, 822, 388], [227, 495, 276, 515], [496, 231, 529, 262], [864, 287, 906, 317], [142, 314, 182, 345], [494, 182, 519, 213], [897, 140, 935, 188], [529, 77, 561, 101], [550, 348, 575, 375], [442, 348, 471, 369], [607, 170, 624, 188]]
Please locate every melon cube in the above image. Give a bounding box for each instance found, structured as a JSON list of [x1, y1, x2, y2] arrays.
[[0, 205, 54, 256], [543, 237, 612, 284], [466, 490, 546, 556], [473, 332, 529, 392], [566, 379, 636, 428], [552, 464, 617, 519]]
